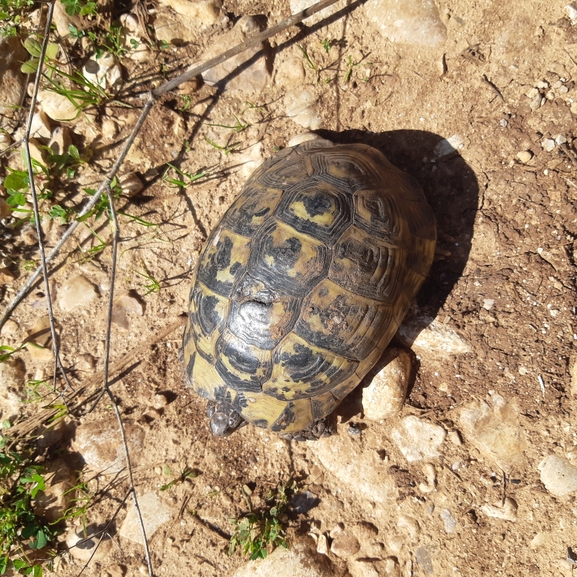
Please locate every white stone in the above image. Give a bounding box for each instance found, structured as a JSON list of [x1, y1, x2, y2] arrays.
[[284, 88, 323, 130], [516, 150, 532, 163], [58, 275, 97, 311], [397, 315, 471, 355], [433, 135, 464, 158], [365, 0, 447, 47], [119, 493, 172, 544], [112, 293, 145, 329], [362, 348, 410, 420], [565, 2, 577, 24], [119, 173, 144, 197], [83, 53, 122, 92], [481, 498, 518, 521], [0, 358, 26, 420], [440, 509, 457, 533], [237, 141, 264, 178], [72, 418, 145, 473], [38, 90, 80, 122], [231, 541, 329, 577], [202, 17, 269, 93], [459, 394, 527, 473], [309, 432, 398, 503], [391, 416, 446, 462], [538, 455, 577, 496], [49, 126, 72, 156], [541, 138, 556, 152], [555, 134, 567, 145], [316, 533, 328, 555], [30, 109, 52, 139], [66, 524, 112, 562]]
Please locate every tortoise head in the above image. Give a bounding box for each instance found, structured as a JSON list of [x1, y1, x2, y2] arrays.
[[206, 401, 245, 437]]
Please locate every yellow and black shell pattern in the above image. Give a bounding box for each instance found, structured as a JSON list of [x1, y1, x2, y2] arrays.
[[182, 139, 436, 433]]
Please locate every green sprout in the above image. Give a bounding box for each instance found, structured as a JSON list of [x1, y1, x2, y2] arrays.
[[228, 481, 295, 560]]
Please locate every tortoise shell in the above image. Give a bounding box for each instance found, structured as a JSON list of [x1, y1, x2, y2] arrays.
[[182, 139, 436, 434]]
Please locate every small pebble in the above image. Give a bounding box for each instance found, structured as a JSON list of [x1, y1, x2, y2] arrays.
[[362, 348, 411, 420], [516, 150, 533, 163], [459, 394, 527, 472], [541, 139, 556, 152], [58, 275, 98, 311], [38, 90, 79, 122], [119, 173, 144, 197], [565, 2, 577, 24], [555, 134, 567, 145], [119, 492, 172, 544], [112, 293, 145, 329], [415, 546, 434, 574], [330, 533, 361, 558], [481, 497, 518, 521], [391, 416, 446, 462], [66, 525, 113, 562], [316, 533, 328, 555], [440, 509, 457, 533], [365, 0, 446, 47], [538, 455, 577, 496]]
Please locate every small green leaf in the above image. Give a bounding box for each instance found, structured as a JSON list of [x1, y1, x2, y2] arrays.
[[24, 37, 42, 57], [46, 43, 59, 60], [21, 59, 39, 74]]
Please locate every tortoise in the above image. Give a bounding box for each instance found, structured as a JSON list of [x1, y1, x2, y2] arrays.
[[182, 138, 436, 438]]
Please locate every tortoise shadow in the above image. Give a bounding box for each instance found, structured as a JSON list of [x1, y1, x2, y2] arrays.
[[316, 129, 479, 423]]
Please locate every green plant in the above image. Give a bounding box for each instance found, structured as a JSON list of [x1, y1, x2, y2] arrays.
[[60, 0, 97, 17], [228, 481, 295, 560], [298, 44, 317, 71], [204, 137, 239, 156], [133, 264, 161, 296], [159, 467, 198, 491], [207, 114, 249, 134], [0, 344, 26, 363], [0, 0, 34, 36], [0, 445, 56, 576], [163, 163, 208, 188]]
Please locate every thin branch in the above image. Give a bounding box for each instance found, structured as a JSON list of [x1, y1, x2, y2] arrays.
[[22, 0, 72, 393], [101, 188, 154, 575], [0, 0, 342, 330]]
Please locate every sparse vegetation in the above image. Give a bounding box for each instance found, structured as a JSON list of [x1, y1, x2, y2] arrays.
[[228, 481, 295, 560], [0, 439, 56, 576]]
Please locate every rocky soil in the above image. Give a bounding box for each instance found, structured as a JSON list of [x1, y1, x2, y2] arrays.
[[1, 0, 577, 576]]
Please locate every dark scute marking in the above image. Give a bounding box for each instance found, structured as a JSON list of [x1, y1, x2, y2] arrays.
[[216, 236, 233, 269], [185, 351, 196, 381], [198, 234, 239, 294], [213, 385, 229, 402], [268, 236, 302, 271], [197, 294, 221, 335], [271, 402, 297, 432], [215, 335, 269, 392], [254, 207, 270, 218], [253, 419, 269, 429], [280, 343, 324, 382], [311, 394, 340, 422], [229, 261, 241, 275], [302, 193, 333, 218], [233, 392, 249, 410]]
